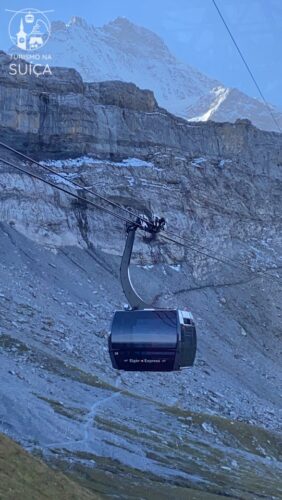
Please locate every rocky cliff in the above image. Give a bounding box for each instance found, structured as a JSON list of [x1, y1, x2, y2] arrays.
[[0, 53, 282, 498], [1, 51, 282, 161]]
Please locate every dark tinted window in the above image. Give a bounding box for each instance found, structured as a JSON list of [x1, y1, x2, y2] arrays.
[[112, 310, 178, 345]]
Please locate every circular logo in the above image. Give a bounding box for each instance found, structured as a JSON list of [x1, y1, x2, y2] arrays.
[[8, 8, 51, 52]]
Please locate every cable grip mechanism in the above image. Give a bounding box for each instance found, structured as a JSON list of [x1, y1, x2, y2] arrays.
[[121, 216, 166, 310]]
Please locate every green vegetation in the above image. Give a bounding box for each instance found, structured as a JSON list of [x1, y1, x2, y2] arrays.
[[0, 434, 99, 500], [53, 455, 224, 500], [162, 404, 282, 460], [0, 333, 116, 392], [36, 395, 87, 421]]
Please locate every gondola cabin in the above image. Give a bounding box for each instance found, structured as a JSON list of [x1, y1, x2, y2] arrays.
[[25, 12, 35, 23], [109, 309, 197, 372]]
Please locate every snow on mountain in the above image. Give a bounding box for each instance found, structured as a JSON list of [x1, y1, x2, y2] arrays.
[[187, 86, 282, 132], [17, 16, 282, 131], [44, 17, 218, 118]]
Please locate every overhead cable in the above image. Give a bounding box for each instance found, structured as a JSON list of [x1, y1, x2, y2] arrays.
[[212, 0, 281, 133]]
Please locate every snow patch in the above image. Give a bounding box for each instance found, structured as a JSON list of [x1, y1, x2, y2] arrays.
[[169, 265, 181, 272], [41, 157, 155, 169], [190, 87, 231, 122], [48, 172, 80, 188], [191, 157, 207, 167], [121, 158, 154, 168]]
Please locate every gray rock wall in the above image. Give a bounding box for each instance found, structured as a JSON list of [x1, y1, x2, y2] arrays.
[[1, 53, 282, 165]]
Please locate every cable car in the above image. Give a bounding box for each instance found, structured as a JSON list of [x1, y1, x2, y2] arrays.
[[108, 217, 197, 372], [109, 308, 196, 371], [25, 12, 35, 24]]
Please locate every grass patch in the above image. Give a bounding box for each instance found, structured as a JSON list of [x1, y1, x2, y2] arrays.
[[0, 433, 99, 499], [0, 333, 116, 392], [161, 405, 282, 460], [0, 334, 30, 354], [36, 395, 87, 421], [52, 454, 224, 500]]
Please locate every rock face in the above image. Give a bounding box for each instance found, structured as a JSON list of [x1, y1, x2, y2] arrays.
[[10, 16, 282, 132], [0, 53, 282, 498], [1, 51, 282, 161], [88, 81, 158, 112]]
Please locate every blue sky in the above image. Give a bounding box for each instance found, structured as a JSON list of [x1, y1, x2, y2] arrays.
[[1, 0, 281, 108]]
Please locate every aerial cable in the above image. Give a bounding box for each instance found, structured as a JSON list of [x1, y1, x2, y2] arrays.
[[0, 140, 278, 227], [0, 139, 280, 228], [211, 0, 281, 133], [0, 150, 281, 285], [1, 153, 281, 285], [0, 156, 135, 226], [0, 141, 149, 225]]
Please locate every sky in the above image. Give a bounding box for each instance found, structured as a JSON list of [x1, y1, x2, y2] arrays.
[[1, 0, 281, 109]]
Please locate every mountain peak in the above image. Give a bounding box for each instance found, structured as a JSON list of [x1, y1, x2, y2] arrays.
[[103, 17, 171, 60], [68, 16, 89, 29], [43, 15, 281, 131], [109, 16, 133, 27], [105, 17, 146, 34]]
